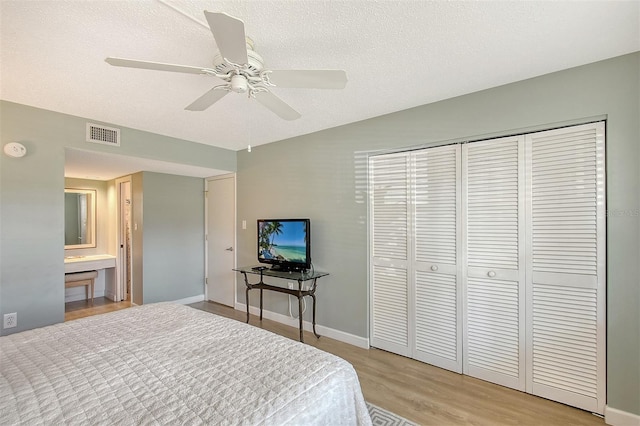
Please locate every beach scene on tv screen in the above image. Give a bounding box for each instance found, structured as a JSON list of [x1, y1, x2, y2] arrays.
[[259, 221, 307, 263]]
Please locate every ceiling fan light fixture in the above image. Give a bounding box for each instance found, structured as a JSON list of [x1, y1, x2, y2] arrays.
[[230, 74, 248, 93], [105, 11, 346, 120]]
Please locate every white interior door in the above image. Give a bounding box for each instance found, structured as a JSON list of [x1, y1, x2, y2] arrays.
[[369, 153, 411, 357], [206, 174, 236, 307], [412, 145, 462, 373], [525, 122, 606, 413], [116, 176, 132, 302], [462, 136, 526, 391]]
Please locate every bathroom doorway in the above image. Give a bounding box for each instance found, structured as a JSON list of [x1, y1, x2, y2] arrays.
[[116, 176, 132, 302], [206, 174, 236, 307]]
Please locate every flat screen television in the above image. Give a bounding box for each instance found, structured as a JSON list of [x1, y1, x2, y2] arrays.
[[257, 219, 311, 272]]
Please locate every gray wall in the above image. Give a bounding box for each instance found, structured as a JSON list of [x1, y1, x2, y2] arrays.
[[0, 102, 235, 335], [236, 53, 640, 415], [139, 172, 205, 303]]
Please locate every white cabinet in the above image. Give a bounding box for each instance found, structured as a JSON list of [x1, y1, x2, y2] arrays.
[[369, 122, 605, 414]]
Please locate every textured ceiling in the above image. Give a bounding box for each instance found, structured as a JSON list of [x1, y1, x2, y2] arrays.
[[1, 0, 639, 155]]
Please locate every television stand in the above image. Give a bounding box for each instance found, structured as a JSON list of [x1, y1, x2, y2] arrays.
[[233, 266, 329, 343]]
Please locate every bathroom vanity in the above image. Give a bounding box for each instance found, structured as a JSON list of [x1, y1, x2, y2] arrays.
[[64, 255, 117, 302]]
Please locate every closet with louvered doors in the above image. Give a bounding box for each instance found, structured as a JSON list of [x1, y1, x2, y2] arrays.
[[369, 121, 606, 414], [370, 145, 463, 372]]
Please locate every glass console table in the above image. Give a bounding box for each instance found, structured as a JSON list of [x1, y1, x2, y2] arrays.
[[233, 266, 329, 343]]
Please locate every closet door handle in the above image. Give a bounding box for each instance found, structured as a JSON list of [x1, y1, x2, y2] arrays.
[[487, 270, 496, 278], [430, 265, 438, 271], [225, 247, 234, 252]]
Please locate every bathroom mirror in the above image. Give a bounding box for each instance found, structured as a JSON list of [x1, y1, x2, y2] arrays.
[[64, 188, 96, 249]]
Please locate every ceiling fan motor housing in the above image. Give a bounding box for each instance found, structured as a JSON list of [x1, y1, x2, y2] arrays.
[[212, 46, 264, 76], [230, 74, 248, 93], [104, 12, 345, 120]]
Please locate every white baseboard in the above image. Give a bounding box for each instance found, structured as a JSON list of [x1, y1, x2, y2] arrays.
[[104, 290, 117, 301], [605, 405, 640, 426], [173, 294, 205, 305], [234, 302, 369, 349]]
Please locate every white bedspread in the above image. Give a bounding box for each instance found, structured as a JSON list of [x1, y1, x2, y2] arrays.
[[0, 303, 371, 425]]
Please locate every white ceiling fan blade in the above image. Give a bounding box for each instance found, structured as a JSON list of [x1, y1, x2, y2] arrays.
[[254, 91, 301, 121], [105, 57, 214, 75], [267, 70, 348, 89], [204, 11, 248, 65], [185, 87, 229, 111]]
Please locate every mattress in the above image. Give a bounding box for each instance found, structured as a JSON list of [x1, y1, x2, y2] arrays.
[[0, 303, 371, 425]]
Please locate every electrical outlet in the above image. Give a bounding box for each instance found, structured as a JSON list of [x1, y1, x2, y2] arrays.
[[288, 282, 294, 289], [3, 312, 17, 329]]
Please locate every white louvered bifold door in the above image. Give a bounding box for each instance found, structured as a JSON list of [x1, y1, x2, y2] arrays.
[[525, 122, 606, 414], [369, 153, 411, 356], [462, 136, 526, 391], [412, 145, 462, 372]]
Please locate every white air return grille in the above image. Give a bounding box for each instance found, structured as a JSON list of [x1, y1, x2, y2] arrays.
[[86, 123, 120, 146]]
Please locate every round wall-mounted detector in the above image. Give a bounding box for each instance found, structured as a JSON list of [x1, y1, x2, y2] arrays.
[[4, 142, 27, 158]]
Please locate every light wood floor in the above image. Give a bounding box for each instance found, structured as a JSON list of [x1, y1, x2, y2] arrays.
[[64, 297, 132, 322], [69, 300, 605, 425]]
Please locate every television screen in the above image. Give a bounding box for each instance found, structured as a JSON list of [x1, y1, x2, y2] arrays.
[[257, 219, 310, 271]]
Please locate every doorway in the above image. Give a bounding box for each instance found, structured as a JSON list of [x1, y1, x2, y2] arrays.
[[205, 174, 236, 307], [116, 176, 132, 302]]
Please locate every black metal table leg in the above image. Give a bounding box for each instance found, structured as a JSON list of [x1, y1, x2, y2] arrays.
[[311, 293, 320, 338], [260, 288, 263, 321], [243, 272, 250, 323], [309, 278, 320, 338], [298, 286, 304, 343]]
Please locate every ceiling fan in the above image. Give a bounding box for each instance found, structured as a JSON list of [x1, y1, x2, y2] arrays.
[[105, 11, 347, 120]]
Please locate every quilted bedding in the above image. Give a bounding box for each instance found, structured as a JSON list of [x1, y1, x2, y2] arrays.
[[0, 303, 371, 425]]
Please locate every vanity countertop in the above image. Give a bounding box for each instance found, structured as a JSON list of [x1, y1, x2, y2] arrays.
[[64, 254, 116, 273]]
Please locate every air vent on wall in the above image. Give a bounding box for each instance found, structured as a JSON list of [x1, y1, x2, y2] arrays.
[[86, 123, 120, 146]]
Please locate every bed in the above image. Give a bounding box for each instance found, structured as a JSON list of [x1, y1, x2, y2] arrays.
[[0, 303, 371, 425]]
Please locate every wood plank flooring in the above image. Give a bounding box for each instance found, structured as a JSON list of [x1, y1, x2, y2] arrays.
[[64, 297, 132, 322], [68, 300, 605, 425]]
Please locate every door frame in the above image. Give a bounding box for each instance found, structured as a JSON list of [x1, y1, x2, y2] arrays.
[[115, 175, 132, 302], [204, 173, 237, 304]]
